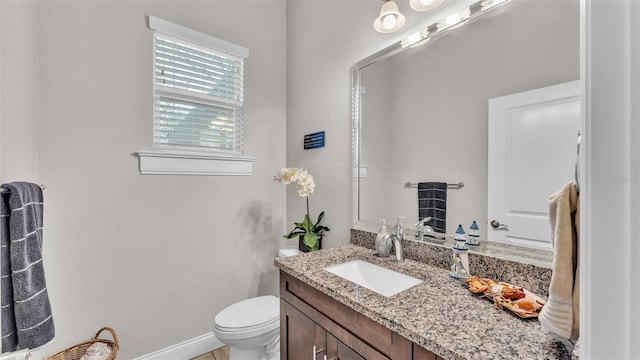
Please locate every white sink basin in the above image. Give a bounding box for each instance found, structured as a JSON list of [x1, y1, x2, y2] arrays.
[[323, 260, 423, 297]]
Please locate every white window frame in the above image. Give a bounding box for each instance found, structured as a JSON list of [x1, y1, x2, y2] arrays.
[[137, 16, 254, 176]]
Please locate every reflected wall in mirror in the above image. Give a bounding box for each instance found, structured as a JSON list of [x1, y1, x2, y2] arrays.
[[353, 0, 579, 253]]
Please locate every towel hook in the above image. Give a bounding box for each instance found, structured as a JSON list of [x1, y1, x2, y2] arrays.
[[575, 130, 581, 193]]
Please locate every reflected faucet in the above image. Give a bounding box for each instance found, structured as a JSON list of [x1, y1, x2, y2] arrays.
[[415, 217, 432, 241]]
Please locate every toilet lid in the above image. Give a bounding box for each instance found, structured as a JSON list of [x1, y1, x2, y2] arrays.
[[215, 295, 279, 330]]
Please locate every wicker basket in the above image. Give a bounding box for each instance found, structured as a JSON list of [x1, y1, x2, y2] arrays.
[[44, 327, 119, 360]]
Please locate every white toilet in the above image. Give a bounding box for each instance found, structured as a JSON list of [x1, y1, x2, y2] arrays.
[[213, 248, 301, 360]]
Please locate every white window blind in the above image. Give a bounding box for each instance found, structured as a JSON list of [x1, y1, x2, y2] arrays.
[[137, 16, 254, 176], [152, 25, 247, 155]]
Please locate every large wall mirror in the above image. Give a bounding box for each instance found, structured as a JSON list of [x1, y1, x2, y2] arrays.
[[352, 0, 579, 264]]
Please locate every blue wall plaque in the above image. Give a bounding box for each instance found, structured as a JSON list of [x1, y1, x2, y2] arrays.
[[304, 131, 325, 150]]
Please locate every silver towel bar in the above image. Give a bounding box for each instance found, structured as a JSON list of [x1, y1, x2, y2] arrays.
[[0, 184, 46, 194], [404, 182, 464, 189]]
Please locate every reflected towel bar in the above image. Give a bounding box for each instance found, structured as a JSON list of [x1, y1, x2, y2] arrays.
[[404, 182, 464, 189]]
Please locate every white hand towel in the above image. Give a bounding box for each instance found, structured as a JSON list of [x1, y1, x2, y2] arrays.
[[539, 181, 580, 340], [80, 342, 112, 360]]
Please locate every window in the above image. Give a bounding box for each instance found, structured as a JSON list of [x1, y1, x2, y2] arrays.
[[137, 16, 254, 175]]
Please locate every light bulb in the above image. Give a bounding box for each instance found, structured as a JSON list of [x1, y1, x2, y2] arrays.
[[445, 13, 462, 27], [407, 32, 422, 44], [401, 30, 431, 48], [373, 0, 405, 33], [382, 14, 397, 30], [410, 0, 444, 12]]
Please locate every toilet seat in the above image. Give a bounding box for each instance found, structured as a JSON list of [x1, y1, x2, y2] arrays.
[[214, 295, 280, 339]]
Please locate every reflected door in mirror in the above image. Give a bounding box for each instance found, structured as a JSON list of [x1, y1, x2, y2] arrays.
[[487, 80, 580, 250]]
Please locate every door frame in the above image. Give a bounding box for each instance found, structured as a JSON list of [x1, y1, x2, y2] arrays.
[[581, 0, 640, 358]]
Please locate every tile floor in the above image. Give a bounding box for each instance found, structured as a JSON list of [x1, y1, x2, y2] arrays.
[[190, 345, 229, 360]]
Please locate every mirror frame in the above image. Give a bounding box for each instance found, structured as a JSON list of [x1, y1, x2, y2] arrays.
[[349, 0, 569, 269], [351, 0, 513, 233]]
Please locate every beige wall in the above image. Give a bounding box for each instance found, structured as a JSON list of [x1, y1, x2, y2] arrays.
[[0, 0, 40, 182], [286, 0, 384, 249], [1, 1, 286, 358]]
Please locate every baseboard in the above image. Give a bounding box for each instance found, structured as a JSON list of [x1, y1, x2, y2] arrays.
[[133, 332, 223, 360]]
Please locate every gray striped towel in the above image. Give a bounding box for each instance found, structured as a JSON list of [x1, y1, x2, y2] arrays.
[[1, 182, 54, 352], [417, 182, 447, 234]]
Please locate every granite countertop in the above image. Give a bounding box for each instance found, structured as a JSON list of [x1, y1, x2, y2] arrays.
[[275, 244, 570, 360]]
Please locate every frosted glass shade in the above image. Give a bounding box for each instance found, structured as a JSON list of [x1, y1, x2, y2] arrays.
[[374, 1, 406, 33]]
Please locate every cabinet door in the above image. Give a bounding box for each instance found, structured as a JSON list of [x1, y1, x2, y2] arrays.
[[413, 344, 446, 360], [284, 302, 326, 359], [325, 334, 366, 360], [337, 340, 367, 360]]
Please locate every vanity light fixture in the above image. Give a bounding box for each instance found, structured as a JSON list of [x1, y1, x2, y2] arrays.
[[438, 6, 471, 31], [410, 0, 445, 11], [374, 0, 407, 33], [400, 0, 511, 48], [375, 0, 445, 33]]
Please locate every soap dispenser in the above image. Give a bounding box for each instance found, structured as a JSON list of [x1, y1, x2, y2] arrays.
[[466, 220, 480, 246], [375, 219, 393, 257], [450, 225, 471, 279]]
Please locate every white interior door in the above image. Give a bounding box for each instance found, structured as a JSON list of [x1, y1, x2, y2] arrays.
[[487, 80, 580, 250]]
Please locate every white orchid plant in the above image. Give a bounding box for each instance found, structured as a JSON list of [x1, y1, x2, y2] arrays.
[[274, 167, 329, 251]]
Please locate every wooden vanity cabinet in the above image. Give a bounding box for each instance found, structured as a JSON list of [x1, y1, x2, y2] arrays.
[[413, 345, 445, 360], [280, 271, 444, 360], [284, 303, 376, 360]]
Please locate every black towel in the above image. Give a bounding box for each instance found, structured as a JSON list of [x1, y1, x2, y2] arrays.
[[417, 182, 447, 234], [1, 182, 54, 352]]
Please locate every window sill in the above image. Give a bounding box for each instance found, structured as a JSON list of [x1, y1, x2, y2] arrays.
[[136, 150, 255, 176]]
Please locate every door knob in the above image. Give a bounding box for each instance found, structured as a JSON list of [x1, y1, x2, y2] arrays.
[[490, 220, 509, 229]]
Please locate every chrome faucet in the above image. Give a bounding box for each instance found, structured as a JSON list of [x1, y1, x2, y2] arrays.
[[392, 234, 404, 261], [391, 217, 405, 261], [380, 233, 403, 261], [394, 217, 405, 241]]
